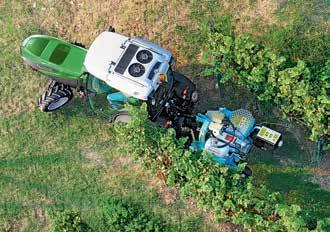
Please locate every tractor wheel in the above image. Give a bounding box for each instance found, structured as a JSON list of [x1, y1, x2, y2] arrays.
[[70, 41, 86, 48], [113, 112, 131, 123], [38, 81, 73, 112], [242, 166, 252, 177]]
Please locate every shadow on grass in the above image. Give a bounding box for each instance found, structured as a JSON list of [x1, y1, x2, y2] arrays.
[[0, 153, 72, 169], [266, 170, 330, 220], [250, 130, 311, 167]]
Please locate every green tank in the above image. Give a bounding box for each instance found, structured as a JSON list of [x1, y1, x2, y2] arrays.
[[21, 35, 87, 87]]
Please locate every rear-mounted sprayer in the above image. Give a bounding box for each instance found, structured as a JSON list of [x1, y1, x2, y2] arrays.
[[190, 107, 283, 176]]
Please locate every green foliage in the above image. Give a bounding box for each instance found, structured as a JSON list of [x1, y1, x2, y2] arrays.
[[176, 0, 329, 141], [202, 29, 329, 140], [50, 210, 91, 232], [316, 218, 330, 232], [114, 105, 330, 231], [101, 196, 168, 232], [275, 204, 307, 232], [263, 0, 330, 72]]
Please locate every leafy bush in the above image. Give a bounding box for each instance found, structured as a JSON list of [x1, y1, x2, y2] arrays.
[[114, 105, 330, 231], [175, 1, 329, 142], [101, 196, 168, 232], [202, 29, 329, 141], [50, 210, 91, 232]]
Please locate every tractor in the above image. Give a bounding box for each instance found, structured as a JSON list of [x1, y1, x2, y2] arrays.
[[20, 28, 198, 129], [21, 28, 283, 175]]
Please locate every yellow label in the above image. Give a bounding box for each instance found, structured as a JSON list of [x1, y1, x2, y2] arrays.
[[209, 122, 223, 132], [257, 126, 281, 145]]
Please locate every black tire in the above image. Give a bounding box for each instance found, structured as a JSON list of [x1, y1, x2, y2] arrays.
[[70, 41, 86, 49], [38, 81, 73, 112], [242, 166, 252, 177], [113, 112, 131, 123]]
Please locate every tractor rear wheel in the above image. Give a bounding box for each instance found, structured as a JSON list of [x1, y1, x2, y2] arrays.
[[38, 81, 73, 112], [70, 41, 86, 48]]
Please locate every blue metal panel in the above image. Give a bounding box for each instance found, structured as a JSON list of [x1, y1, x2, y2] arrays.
[[107, 92, 128, 109]]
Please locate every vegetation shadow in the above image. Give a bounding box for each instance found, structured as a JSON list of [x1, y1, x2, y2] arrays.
[[265, 170, 330, 220]]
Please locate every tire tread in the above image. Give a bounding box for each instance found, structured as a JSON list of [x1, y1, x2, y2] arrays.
[[38, 81, 73, 112]]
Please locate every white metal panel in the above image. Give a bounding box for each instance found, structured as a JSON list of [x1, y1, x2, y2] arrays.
[[84, 32, 128, 81]]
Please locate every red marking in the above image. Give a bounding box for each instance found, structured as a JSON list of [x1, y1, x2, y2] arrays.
[[182, 87, 189, 96], [164, 120, 172, 128], [225, 134, 234, 142]]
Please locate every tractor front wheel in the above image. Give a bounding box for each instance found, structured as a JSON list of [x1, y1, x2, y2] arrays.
[[113, 112, 131, 123], [242, 166, 252, 177], [38, 81, 73, 112]]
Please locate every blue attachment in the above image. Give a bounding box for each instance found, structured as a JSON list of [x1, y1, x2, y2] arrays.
[[196, 114, 212, 143], [190, 108, 256, 170], [212, 154, 237, 169], [190, 114, 211, 151], [219, 107, 255, 140], [219, 107, 232, 119], [107, 92, 128, 109]]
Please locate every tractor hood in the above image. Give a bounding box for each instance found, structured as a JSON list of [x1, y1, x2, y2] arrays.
[[84, 32, 172, 100]]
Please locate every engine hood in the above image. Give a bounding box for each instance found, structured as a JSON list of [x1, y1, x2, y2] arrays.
[[84, 31, 173, 100], [84, 32, 128, 81]]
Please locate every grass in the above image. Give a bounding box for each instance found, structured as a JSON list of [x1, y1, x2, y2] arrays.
[[0, 102, 208, 231], [0, 0, 329, 231]]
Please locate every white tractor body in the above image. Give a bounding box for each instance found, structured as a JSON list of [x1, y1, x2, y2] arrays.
[[84, 32, 173, 100]]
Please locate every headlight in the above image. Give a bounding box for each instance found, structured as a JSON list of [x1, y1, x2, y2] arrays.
[[191, 91, 198, 103]]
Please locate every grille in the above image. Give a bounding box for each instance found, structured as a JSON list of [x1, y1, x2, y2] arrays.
[[230, 109, 255, 137], [114, 44, 139, 74], [147, 62, 161, 80]]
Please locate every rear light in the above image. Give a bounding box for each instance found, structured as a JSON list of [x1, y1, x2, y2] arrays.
[[182, 87, 189, 98]]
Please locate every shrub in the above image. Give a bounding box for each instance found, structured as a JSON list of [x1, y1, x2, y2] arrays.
[[114, 105, 330, 231], [49, 210, 91, 232], [101, 196, 168, 232], [202, 29, 329, 141], [175, 1, 329, 142]]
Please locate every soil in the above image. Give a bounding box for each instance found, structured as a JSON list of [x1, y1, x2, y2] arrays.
[[310, 156, 330, 190], [82, 150, 105, 166]]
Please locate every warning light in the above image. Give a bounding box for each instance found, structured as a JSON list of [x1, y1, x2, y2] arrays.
[[159, 74, 166, 82]]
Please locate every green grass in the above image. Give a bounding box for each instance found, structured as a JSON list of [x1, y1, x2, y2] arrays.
[[0, 103, 208, 231], [0, 0, 329, 230], [251, 163, 330, 222], [0, 1, 46, 116], [263, 0, 329, 71]]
